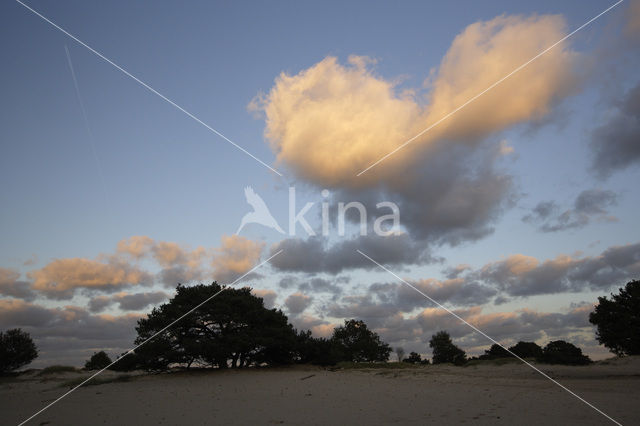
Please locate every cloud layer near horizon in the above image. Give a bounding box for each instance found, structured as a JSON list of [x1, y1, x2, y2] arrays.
[[1, 235, 265, 301]]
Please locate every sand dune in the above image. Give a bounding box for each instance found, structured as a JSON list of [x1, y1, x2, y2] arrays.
[[2, 357, 639, 425]]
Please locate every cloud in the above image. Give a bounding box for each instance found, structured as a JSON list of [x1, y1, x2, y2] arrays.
[[285, 292, 313, 314], [117, 236, 207, 287], [523, 189, 618, 232], [251, 288, 277, 309], [627, 0, 640, 36], [253, 14, 576, 188], [252, 14, 576, 246], [211, 235, 265, 283], [0, 267, 35, 301], [116, 235, 154, 259], [0, 299, 141, 367], [298, 277, 345, 296], [590, 82, 640, 178], [474, 243, 640, 297], [87, 291, 170, 312], [27, 257, 153, 300], [337, 300, 599, 358], [269, 233, 436, 274]]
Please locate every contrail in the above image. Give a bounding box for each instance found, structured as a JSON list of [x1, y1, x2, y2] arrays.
[[64, 45, 110, 208]]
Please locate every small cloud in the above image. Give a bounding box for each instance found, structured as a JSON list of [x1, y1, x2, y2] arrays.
[[522, 189, 618, 233]]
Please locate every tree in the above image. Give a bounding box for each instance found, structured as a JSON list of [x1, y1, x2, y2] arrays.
[[403, 351, 423, 364], [84, 351, 112, 370], [395, 347, 405, 362], [429, 331, 466, 365], [479, 343, 511, 360], [539, 341, 591, 365], [134, 283, 297, 370], [508, 341, 543, 359], [589, 280, 640, 356], [331, 319, 391, 362], [294, 330, 343, 366], [109, 351, 141, 372], [0, 329, 38, 373]]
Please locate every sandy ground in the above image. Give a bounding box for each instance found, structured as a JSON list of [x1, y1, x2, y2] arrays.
[[2, 357, 639, 426]]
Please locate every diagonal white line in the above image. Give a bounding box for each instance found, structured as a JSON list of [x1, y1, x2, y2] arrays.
[[356, 249, 623, 426], [16, 0, 283, 177], [356, 0, 624, 176], [17, 249, 284, 426]]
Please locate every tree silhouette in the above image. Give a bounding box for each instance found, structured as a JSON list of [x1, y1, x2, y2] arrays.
[[134, 282, 297, 370], [403, 351, 423, 364], [429, 331, 466, 365], [479, 343, 511, 360], [0, 328, 38, 373], [508, 341, 543, 359], [589, 279, 640, 356], [294, 330, 343, 366], [331, 319, 391, 362], [85, 351, 112, 370], [539, 340, 591, 365]]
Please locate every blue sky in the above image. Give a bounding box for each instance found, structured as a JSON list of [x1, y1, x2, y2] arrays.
[[1, 0, 639, 365]]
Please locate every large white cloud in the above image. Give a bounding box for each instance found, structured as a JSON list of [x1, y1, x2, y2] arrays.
[[253, 14, 577, 188]]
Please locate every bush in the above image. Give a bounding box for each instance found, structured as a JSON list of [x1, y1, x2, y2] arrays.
[[84, 351, 112, 370], [294, 330, 343, 366], [479, 344, 511, 360], [39, 365, 77, 375], [429, 331, 466, 365], [109, 351, 142, 372], [539, 341, 591, 365], [331, 319, 392, 362], [403, 352, 423, 364], [589, 280, 640, 356], [508, 341, 543, 359], [0, 329, 38, 373]]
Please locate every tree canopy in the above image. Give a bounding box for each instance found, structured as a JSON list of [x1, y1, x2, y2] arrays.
[[429, 331, 466, 365], [0, 328, 38, 373], [508, 341, 543, 359], [540, 340, 591, 365], [589, 279, 640, 356], [479, 343, 511, 360], [85, 351, 112, 370], [134, 283, 297, 370], [331, 319, 391, 362]]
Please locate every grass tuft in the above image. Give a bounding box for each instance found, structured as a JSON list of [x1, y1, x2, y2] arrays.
[[38, 365, 78, 375], [60, 374, 133, 388]]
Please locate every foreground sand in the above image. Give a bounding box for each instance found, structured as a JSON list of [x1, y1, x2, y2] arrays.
[[2, 357, 639, 425]]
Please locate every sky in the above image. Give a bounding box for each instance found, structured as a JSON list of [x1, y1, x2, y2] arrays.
[[1, 0, 639, 366]]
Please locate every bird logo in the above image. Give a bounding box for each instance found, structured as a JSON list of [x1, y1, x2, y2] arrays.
[[236, 186, 285, 235]]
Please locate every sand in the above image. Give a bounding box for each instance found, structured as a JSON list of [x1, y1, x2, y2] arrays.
[[2, 357, 639, 425]]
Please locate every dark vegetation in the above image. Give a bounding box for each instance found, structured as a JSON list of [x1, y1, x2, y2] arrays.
[[0, 328, 38, 374], [84, 351, 113, 370], [100, 283, 392, 371], [589, 279, 640, 356], [10, 279, 638, 373]]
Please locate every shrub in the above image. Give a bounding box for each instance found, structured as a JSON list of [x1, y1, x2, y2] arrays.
[[84, 351, 112, 370], [0, 329, 38, 373], [429, 331, 466, 365], [539, 341, 591, 365], [508, 341, 543, 359], [331, 319, 391, 362], [403, 352, 423, 364]]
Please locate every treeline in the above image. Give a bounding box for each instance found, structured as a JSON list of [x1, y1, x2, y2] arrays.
[[100, 283, 393, 372], [3, 280, 639, 374]]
